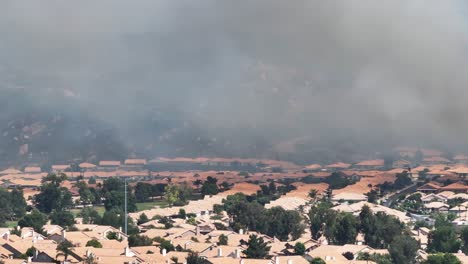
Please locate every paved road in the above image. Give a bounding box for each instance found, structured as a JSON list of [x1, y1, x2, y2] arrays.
[[383, 183, 419, 207]]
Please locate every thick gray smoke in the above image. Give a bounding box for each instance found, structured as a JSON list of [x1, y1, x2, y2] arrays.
[[0, 0, 468, 163]]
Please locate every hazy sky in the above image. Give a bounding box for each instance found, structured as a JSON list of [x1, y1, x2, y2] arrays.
[[1, 0, 468, 159]]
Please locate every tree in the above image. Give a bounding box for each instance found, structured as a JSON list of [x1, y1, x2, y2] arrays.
[[137, 213, 150, 225], [35, 173, 73, 213], [56, 240, 74, 261], [218, 234, 228, 246], [10, 188, 27, 218], [428, 225, 461, 253], [79, 207, 101, 224], [165, 184, 180, 206], [308, 203, 337, 240], [50, 210, 75, 228], [186, 252, 207, 264], [86, 239, 103, 248], [128, 234, 152, 247], [308, 189, 318, 201], [201, 176, 219, 196], [461, 227, 468, 253], [294, 242, 305, 255], [135, 182, 153, 202], [332, 213, 358, 245], [101, 209, 124, 228], [243, 234, 271, 259], [102, 178, 137, 212], [18, 210, 47, 232], [310, 258, 326, 264], [0, 187, 27, 225], [366, 189, 379, 204], [155, 238, 175, 253], [423, 253, 461, 264], [389, 235, 419, 264]]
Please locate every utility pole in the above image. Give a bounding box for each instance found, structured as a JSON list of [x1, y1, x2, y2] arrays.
[[124, 178, 128, 235]]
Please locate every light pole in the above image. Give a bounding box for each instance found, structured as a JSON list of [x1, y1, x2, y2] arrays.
[[124, 178, 128, 235]]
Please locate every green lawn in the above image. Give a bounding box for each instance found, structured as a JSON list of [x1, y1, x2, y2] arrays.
[[70, 205, 106, 216], [6, 221, 17, 228], [136, 200, 169, 211]]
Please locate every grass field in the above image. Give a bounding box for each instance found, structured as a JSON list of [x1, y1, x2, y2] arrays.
[[70, 205, 106, 216], [136, 200, 169, 211], [6, 221, 17, 228]]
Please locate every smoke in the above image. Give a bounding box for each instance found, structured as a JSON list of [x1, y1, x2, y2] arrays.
[[0, 0, 467, 162]]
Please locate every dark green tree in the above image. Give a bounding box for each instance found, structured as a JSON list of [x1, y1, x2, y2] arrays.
[[243, 235, 271, 259], [294, 242, 306, 255], [423, 253, 461, 264], [218, 234, 228, 246], [389, 235, 419, 264], [128, 234, 152, 247], [310, 258, 326, 264], [332, 213, 358, 245], [50, 210, 75, 228], [186, 252, 207, 264], [308, 203, 337, 240], [86, 239, 103, 248], [201, 176, 219, 196], [428, 225, 461, 253], [79, 207, 101, 224], [35, 173, 73, 213], [135, 182, 153, 202], [18, 210, 47, 232], [137, 213, 150, 225]]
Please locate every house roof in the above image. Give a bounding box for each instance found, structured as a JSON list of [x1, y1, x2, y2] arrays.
[[79, 162, 96, 169], [355, 160, 384, 167], [99, 161, 121, 167], [441, 182, 468, 191], [332, 192, 367, 201], [417, 183, 441, 191], [423, 156, 450, 163], [0, 168, 22, 175], [325, 162, 351, 169], [24, 166, 41, 173], [124, 159, 147, 165], [304, 164, 322, 170], [425, 202, 449, 209], [51, 165, 69, 170]]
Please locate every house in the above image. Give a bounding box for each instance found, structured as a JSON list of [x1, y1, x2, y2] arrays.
[[325, 162, 351, 171], [417, 183, 441, 194], [393, 159, 411, 169], [440, 182, 468, 193], [424, 202, 449, 213], [421, 193, 447, 204], [51, 165, 69, 173], [354, 160, 384, 170], [331, 192, 367, 203], [99, 161, 121, 171], [23, 166, 41, 174], [79, 162, 97, 171], [303, 164, 322, 173], [454, 155, 468, 164], [422, 156, 450, 165], [0, 168, 22, 175]]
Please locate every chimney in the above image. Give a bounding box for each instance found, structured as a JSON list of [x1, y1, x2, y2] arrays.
[[162, 248, 167, 256], [274, 256, 280, 264], [61, 229, 66, 240], [238, 229, 244, 235], [235, 249, 241, 259], [124, 247, 132, 257], [86, 249, 91, 257], [196, 226, 200, 236], [217, 247, 223, 257], [240, 259, 244, 264], [27, 256, 32, 263], [287, 259, 293, 264]]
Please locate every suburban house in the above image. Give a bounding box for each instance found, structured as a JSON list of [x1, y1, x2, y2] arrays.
[[353, 159, 384, 170]]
